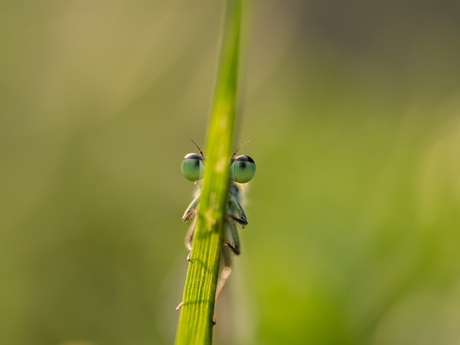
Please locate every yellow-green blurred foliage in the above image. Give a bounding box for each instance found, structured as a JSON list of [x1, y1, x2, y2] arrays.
[[2, 1, 460, 344]]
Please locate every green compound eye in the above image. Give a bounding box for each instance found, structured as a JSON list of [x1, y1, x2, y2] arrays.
[[181, 153, 204, 181], [230, 155, 255, 183]]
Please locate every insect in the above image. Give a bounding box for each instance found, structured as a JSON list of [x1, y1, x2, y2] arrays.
[[180, 142, 256, 304]]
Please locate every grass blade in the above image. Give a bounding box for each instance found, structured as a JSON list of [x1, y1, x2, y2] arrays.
[[174, 0, 243, 344]]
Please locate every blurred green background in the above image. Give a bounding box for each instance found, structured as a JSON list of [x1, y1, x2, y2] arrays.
[[2, 0, 460, 344]]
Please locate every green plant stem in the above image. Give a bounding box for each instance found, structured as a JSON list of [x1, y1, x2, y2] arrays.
[[174, 0, 242, 344]]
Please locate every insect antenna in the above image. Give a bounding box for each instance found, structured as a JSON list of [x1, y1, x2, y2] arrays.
[[188, 138, 205, 157], [232, 140, 250, 158]]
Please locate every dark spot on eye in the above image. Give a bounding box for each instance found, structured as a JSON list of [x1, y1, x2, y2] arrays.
[[239, 161, 246, 169]]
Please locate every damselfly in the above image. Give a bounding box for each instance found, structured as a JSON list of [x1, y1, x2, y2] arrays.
[[180, 143, 255, 304]]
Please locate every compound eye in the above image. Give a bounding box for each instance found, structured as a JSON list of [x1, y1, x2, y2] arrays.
[[181, 153, 204, 181], [230, 155, 255, 183]]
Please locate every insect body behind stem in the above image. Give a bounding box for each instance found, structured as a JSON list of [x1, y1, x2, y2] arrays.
[[179, 148, 255, 308]]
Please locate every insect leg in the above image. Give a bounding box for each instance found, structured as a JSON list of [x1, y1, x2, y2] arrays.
[[182, 195, 199, 222], [227, 187, 248, 226], [224, 218, 241, 255], [184, 217, 196, 252]]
